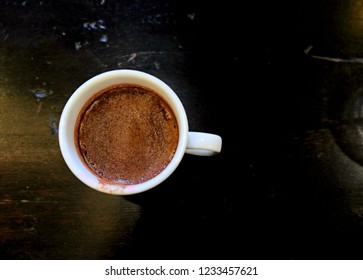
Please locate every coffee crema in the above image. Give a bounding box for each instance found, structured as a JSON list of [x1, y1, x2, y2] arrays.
[[75, 84, 179, 185]]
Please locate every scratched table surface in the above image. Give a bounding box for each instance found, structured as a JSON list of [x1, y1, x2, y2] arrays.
[[2, 0, 363, 260]]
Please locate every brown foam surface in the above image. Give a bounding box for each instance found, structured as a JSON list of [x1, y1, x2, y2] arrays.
[[76, 84, 179, 185]]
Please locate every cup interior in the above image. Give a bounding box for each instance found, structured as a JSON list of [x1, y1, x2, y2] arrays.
[[58, 69, 188, 195]]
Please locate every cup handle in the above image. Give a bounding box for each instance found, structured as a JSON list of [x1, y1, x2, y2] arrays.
[[186, 132, 222, 156]]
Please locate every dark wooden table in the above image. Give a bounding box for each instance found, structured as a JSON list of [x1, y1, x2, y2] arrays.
[[1, 0, 363, 260]]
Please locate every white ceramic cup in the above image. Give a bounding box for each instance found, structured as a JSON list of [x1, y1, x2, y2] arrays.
[[58, 69, 222, 195]]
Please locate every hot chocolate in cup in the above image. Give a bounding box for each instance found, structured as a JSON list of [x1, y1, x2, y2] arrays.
[[59, 69, 222, 195]]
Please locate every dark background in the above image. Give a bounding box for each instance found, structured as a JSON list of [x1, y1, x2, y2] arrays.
[[1, 0, 363, 259]]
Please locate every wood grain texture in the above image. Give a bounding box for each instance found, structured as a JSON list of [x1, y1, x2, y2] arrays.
[[1, 0, 363, 260]]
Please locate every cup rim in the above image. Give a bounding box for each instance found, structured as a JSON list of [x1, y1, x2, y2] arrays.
[[58, 69, 188, 195]]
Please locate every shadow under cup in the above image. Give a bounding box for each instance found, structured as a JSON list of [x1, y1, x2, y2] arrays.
[[59, 70, 189, 195]]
